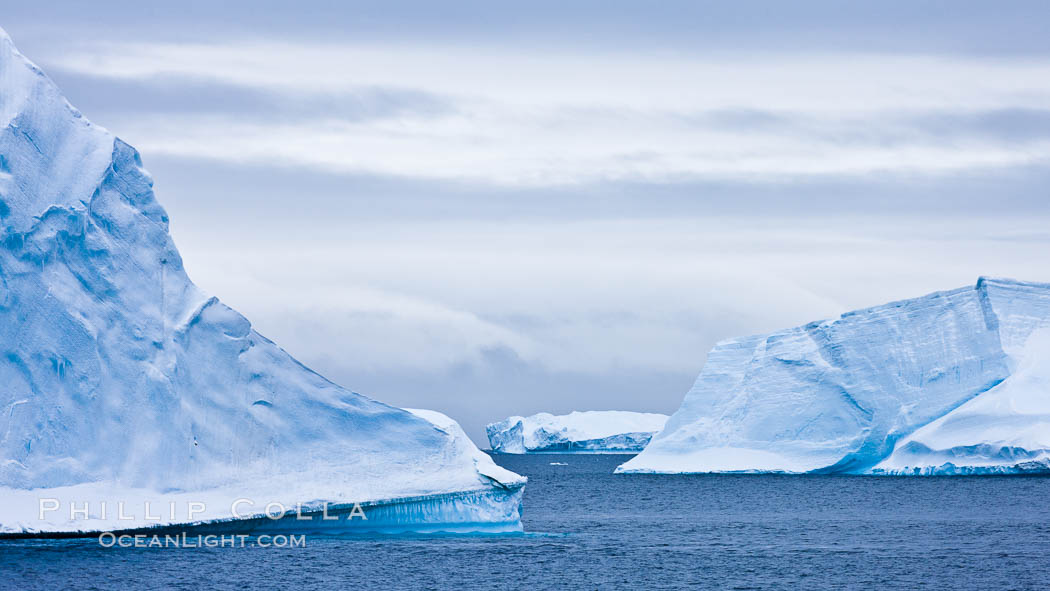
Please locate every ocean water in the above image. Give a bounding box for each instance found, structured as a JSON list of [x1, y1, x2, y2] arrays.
[[4, 453, 1050, 590]]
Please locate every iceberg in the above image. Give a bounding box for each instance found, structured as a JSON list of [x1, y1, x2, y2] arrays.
[[617, 278, 1050, 475], [0, 27, 524, 535], [487, 411, 669, 453]]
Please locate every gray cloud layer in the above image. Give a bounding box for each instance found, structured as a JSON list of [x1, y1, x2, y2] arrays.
[[7, 1, 1050, 55], [2, 4, 1049, 442]]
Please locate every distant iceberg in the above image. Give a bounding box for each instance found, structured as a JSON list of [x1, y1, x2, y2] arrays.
[[617, 278, 1050, 475], [0, 27, 524, 535], [487, 411, 668, 453]]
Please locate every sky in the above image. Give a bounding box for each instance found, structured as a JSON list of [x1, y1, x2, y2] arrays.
[[4, 2, 1050, 444]]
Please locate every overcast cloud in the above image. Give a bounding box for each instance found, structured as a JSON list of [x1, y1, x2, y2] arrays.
[[4, 2, 1049, 443]]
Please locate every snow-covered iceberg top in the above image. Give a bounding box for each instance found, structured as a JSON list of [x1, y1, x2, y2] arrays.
[[487, 411, 669, 453], [617, 277, 1050, 475], [0, 26, 523, 535]]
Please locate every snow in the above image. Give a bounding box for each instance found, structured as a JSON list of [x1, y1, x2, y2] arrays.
[[617, 277, 1050, 475], [873, 325, 1050, 474], [487, 411, 669, 453], [404, 409, 525, 487], [0, 26, 523, 534]]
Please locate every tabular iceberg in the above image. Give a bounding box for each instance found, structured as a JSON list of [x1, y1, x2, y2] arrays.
[[617, 278, 1050, 475], [0, 27, 524, 535], [487, 411, 669, 453]]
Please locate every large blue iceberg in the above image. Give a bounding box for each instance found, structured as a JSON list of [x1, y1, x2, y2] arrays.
[[0, 27, 524, 534], [618, 278, 1050, 475]]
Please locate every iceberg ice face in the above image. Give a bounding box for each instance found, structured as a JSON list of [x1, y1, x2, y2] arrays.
[[873, 285, 1050, 475], [617, 278, 1050, 474], [981, 278, 1050, 367], [487, 411, 669, 453], [0, 27, 523, 534]]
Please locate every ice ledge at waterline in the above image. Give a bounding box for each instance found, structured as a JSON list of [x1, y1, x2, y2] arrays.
[[487, 411, 669, 453], [0, 486, 525, 538], [617, 278, 1050, 475], [0, 26, 523, 534]]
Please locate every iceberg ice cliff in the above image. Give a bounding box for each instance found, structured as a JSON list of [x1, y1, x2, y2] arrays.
[[487, 411, 668, 453], [0, 27, 523, 535], [617, 278, 1050, 475]]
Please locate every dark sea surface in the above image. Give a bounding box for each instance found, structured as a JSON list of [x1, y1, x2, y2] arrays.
[[4, 453, 1050, 590]]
